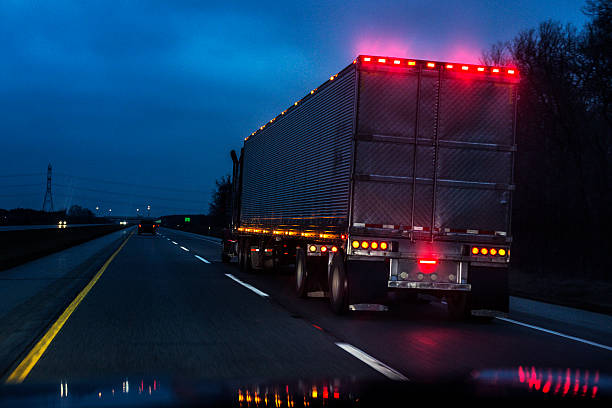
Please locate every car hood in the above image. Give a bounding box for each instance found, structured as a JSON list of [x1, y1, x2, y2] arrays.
[[1, 366, 610, 407]]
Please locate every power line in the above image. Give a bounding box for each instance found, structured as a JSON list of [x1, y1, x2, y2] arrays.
[[0, 183, 42, 188], [54, 184, 208, 204], [54, 173, 208, 194], [51, 193, 206, 213], [0, 173, 45, 178]]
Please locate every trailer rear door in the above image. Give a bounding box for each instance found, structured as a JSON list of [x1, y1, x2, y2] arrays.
[[351, 63, 517, 238]]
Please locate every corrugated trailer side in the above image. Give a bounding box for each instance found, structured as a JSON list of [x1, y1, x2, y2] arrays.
[[226, 55, 519, 318], [240, 65, 357, 233]]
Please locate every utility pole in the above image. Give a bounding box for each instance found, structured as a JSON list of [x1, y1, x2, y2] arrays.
[[42, 163, 54, 212]]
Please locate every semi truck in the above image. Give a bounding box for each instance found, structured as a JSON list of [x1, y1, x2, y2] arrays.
[[222, 55, 519, 318]]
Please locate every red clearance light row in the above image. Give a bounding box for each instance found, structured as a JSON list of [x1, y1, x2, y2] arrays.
[[360, 56, 517, 75]]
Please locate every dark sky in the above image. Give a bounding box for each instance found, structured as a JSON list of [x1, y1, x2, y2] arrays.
[[0, 0, 587, 217]]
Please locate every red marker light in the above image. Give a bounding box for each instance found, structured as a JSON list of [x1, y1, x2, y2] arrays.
[[331, 246, 338, 252], [427, 62, 435, 68], [320, 246, 328, 252], [477, 67, 485, 72], [393, 59, 401, 65], [492, 68, 500, 73], [508, 69, 516, 75], [378, 58, 386, 63], [417, 259, 438, 273], [408, 61, 416, 66], [446, 64, 454, 69], [362, 57, 371, 62], [461, 65, 469, 71]]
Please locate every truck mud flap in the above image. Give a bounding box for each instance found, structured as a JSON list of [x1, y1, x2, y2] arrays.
[[468, 266, 509, 313], [346, 260, 389, 305]]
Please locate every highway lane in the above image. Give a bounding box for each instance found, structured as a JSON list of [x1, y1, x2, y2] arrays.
[[7, 226, 612, 387], [155, 228, 612, 381], [23, 229, 378, 383]]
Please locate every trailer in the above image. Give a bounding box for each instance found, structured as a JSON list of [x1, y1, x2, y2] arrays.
[[223, 55, 519, 318]]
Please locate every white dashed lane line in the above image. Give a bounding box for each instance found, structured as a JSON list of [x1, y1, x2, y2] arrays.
[[195, 255, 211, 264], [180, 246, 189, 252], [224, 273, 269, 297], [335, 342, 409, 381], [172, 241, 177, 245]]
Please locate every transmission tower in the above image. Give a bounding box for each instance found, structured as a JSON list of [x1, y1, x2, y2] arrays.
[[42, 163, 54, 212]]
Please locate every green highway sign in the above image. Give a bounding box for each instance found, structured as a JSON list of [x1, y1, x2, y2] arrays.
[[185, 217, 191, 222]]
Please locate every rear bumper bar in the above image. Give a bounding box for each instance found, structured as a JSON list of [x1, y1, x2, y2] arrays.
[[388, 281, 471, 291]]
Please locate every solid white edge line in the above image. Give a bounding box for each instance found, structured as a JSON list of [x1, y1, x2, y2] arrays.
[[335, 342, 409, 381], [224, 273, 269, 297], [172, 241, 177, 244], [496, 317, 612, 351], [180, 246, 189, 252], [194, 255, 211, 264]]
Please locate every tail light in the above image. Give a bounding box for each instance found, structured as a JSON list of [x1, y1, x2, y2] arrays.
[[418, 259, 437, 274], [139, 224, 141, 228], [309, 245, 317, 252], [320, 246, 328, 252], [471, 246, 508, 257], [351, 240, 391, 251], [331, 246, 338, 252]]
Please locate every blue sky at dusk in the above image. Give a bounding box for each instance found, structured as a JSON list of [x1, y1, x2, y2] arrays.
[[0, 0, 588, 216]]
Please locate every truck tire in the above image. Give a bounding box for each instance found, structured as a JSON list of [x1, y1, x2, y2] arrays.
[[329, 252, 349, 314], [238, 239, 252, 273], [295, 248, 309, 298]]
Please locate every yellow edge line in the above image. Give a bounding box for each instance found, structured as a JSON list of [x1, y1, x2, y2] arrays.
[[5, 230, 134, 384]]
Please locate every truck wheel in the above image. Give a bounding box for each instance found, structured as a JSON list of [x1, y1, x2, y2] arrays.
[[239, 240, 252, 273], [329, 252, 349, 314], [295, 248, 309, 298], [447, 293, 470, 320]]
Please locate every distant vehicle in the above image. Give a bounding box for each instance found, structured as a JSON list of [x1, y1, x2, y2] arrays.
[[138, 219, 156, 235], [223, 55, 519, 318]]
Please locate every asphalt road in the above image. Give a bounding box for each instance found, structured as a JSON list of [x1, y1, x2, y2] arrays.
[[6, 227, 612, 390]]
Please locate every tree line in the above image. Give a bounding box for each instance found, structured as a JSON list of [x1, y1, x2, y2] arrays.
[[482, 0, 611, 279]]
